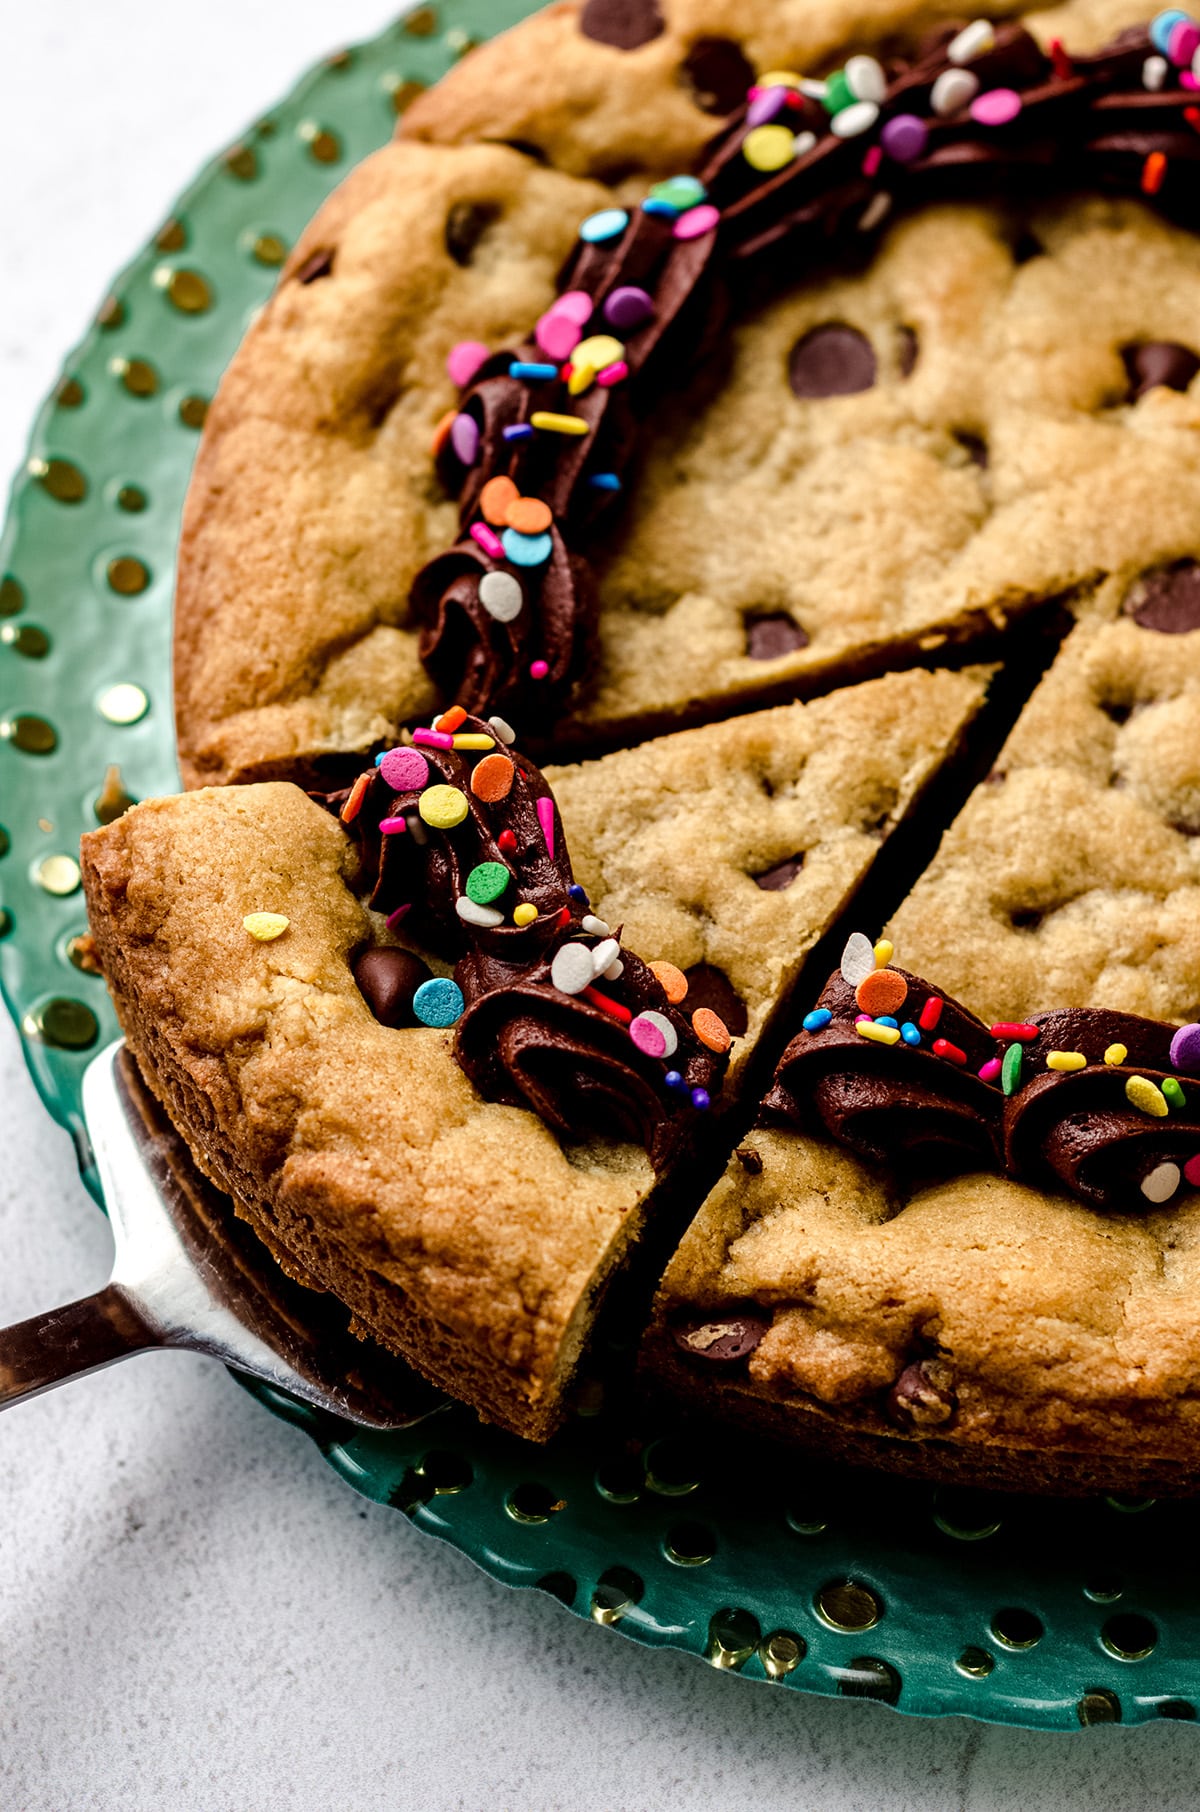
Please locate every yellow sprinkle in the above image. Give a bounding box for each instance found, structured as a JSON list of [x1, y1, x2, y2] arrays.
[[759, 68, 803, 89], [856, 1021, 900, 1046], [1126, 1074, 1169, 1117], [567, 363, 595, 396], [1104, 1042, 1128, 1066], [419, 784, 469, 829], [512, 903, 538, 927], [452, 733, 494, 751], [743, 123, 797, 172], [1046, 1050, 1087, 1072], [873, 939, 894, 968], [574, 334, 623, 370], [531, 411, 589, 436], [243, 912, 288, 942]]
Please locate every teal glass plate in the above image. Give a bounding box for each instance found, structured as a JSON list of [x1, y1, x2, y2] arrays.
[[3, 1, 1199, 1733]]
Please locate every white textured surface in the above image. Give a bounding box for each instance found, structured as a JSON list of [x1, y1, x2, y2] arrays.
[[1, 3, 1198, 1806]]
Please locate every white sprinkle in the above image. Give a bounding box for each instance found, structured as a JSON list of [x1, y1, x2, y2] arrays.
[[590, 937, 621, 978], [487, 714, 517, 746], [845, 55, 886, 103], [581, 914, 611, 937], [550, 943, 595, 995], [858, 192, 892, 233], [947, 19, 995, 64], [603, 958, 625, 982], [1144, 53, 1169, 90], [798, 77, 828, 100], [840, 931, 876, 988], [931, 68, 979, 116], [830, 100, 879, 139], [456, 896, 504, 928], [479, 570, 523, 624], [1141, 1161, 1181, 1204], [792, 130, 818, 158], [639, 1009, 678, 1057]]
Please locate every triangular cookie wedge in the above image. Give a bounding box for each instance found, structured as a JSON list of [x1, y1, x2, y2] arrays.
[[83, 667, 988, 1439]]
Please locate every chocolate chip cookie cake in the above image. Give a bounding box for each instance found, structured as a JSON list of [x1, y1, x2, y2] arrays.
[[83, 0, 1200, 1483]]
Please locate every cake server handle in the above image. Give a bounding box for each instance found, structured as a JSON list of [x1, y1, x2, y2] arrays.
[[0, 1283, 157, 1410]]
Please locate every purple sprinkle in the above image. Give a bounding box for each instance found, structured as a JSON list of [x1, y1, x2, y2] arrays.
[[450, 412, 479, 465], [1170, 1022, 1200, 1072], [690, 1088, 711, 1111], [880, 113, 928, 163], [503, 423, 534, 442], [747, 84, 789, 128], [603, 285, 655, 331]]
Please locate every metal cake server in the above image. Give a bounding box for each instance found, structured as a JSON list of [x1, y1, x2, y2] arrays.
[[0, 1040, 439, 1428]]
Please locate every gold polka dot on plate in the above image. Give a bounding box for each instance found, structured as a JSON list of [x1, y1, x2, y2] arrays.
[[403, 4, 437, 34], [35, 854, 81, 897], [96, 296, 126, 331], [0, 577, 23, 616], [178, 395, 209, 429], [116, 485, 147, 514], [388, 77, 427, 114], [299, 121, 341, 162], [111, 357, 159, 398], [252, 233, 288, 267], [28, 457, 87, 504], [106, 556, 149, 596], [155, 217, 187, 252], [97, 683, 148, 725], [223, 144, 258, 181], [23, 998, 99, 1050], [1, 714, 56, 754], [1, 623, 49, 658], [156, 267, 213, 314], [55, 377, 85, 409]]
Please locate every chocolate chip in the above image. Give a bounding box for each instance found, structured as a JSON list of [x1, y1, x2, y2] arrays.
[[1121, 341, 1200, 401], [754, 854, 804, 891], [354, 947, 432, 1028], [296, 248, 334, 284], [788, 324, 876, 399], [887, 1359, 956, 1428], [897, 326, 919, 377], [1013, 229, 1045, 265], [580, 0, 664, 50], [1124, 562, 1200, 634], [680, 37, 754, 113], [954, 430, 989, 468], [1010, 907, 1043, 932], [672, 1305, 770, 1362], [684, 963, 748, 1037], [735, 1145, 763, 1174], [745, 614, 809, 660], [445, 201, 497, 266]]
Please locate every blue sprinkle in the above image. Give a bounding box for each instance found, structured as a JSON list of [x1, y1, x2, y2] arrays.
[[568, 883, 590, 905], [642, 196, 680, 217], [900, 1022, 921, 1047], [803, 1008, 832, 1032], [1150, 8, 1191, 52], [588, 472, 622, 492], [374, 751, 385, 766], [412, 978, 465, 1029], [690, 1088, 711, 1112], [664, 1070, 685, 1091], [501, 527, 552, 567], [509, 360, 558, 381], [502, 423, 535, 442], [874, 1016, 899, 1030], [579, 207, 629, 244]]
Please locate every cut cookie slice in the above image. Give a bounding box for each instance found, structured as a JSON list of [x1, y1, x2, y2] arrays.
[[647, 583, 1200, 1493], [82, 667, 988, 1438]]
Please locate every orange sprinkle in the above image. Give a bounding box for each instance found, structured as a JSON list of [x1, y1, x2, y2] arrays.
[[430, 409, 456, 458], [340, 770, 371, 824], [649, 960, 688, 1004], [479, 475, 520, 525], [692, 1007, 731, 1054], [470, 752, 516, 802], [1142, 150, 1167, 196], [504, 496, 553, 535], [435, 705, 467, 734], [855, 969, 908, 1017]]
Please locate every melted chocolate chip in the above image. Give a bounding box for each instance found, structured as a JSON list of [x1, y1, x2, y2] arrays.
[[1121, 341, 1200, 402], [296, 248, 334, 284], [445, 201, 497, 267], [672, 1305, 769, 1362], [684, 963, 748, 1037], [1012, 229, 1045, 265], [735, 1145, 762, 1174], [1010, 907, 1043, 932], [680, 37, 755, 114], [897, 326, 919, 377], [954, 430, 989, 468], [788, 325, 876, 399], [579, 0, 664, 51], [887, 1359, 956, 1429], [754, 854, 804, 891], [745, 614, 809, 660], [354, 947, 432, 1028], [1124, 563, 1200, 635]]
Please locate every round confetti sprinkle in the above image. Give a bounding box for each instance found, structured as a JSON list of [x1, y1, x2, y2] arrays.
[[535, 312, 581, 361], [505, 496, 552, 535], [447, 341, 489, 388], [419, 784, 469, 829], [1142, 1161, 1182, 1203], [673, 203, 720, 239], [840, 932, 876, 987], [931, 68, 979, 115], [830, 100, 879, 138], [630, 1010, 678, 1058], [1185, 1153, 1200, 1186], [551, 943, 596, 995], [692, 1007, 731, 1053], [1170, 1023, 1200, 1071], [244, 912, 289, 941], [512, 903, 538, 927], [501, 528, 553, 566], [380, 747, 430, 792], [649, 960, 688, 1004], [579, 208, 629, 243], [743, 124, 797, 171], [1169, 17, 1200, 62], [1151, 11, 1191, 56], [970, 88, 1022, 127], [412, 977, 465, 1027], [881, 113, 928, 162], [456, 895, 504, 928], [470, 753, 516, 801], [480, 475, 520, 524], [466, 861, 510, 906], [479, 570, 524, 622], [450, 413, 479, 465], [855, 970, 907, 1016], [553, 289, 595, 324], [603, 286, 655, 330], [845, 54, 885, 101], [97, 683, 148, 725], [1126, 1074, 1169, 1117]]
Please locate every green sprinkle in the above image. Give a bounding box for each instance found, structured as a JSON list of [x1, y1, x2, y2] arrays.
[[1163, 1076, 1186, 1112], [822, 69, 854, 114], [1001, 1042, 1023, 1097], [466, 861, 510, 906]]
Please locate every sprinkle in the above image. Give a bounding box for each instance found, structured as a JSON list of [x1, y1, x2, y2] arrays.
[[385, 903, 412, 930], [568, 884, 589, 906], [530, 411, 589, 437], [821, 69, 853, 114], [435, 705, 467, 733], [456, 895, 503, 928], [1186, 1154, 1200, 1186], [590, 937, 621, 977], [536, 795, 555, 856], [581, 914, 611, 936], [648, 174, 707, 212], [1126, 1074, 1169, 1117], [406, 812, 427, 846], [845, 54, 886, 103], [580, 207, 629, 244], [1151, 10, 1191, 54], [792, 130, 818, 157], [469, 522, 505, 558], [855, 1013, 872, 1025], [1104, 1042, 1129, 1065], [933, 1038, 966, 1065], [509, 360, 559, 381], [858, 1021, 900, 1045], [479, 569, 524, 623], [379, 747, 430, 792], [502, 423, 534, 442], [1046, 1050, 1086, 1072], [340, 770, 371, 823], [840, 932, 876, 987], [918, 995, 943, 1032], [1142, 150, 1168, 195], [450, 413, 479, 465], [464, 862, 510, 910], [693, 1008, 731, 1054], [830, 100, 879, 138], [1170, 1023, 1200, 1071], [589, 472, 622, 491], [978, 1057, 1002, 1083], [419, 784, 469, 829], [379, 815, 409, 835], [604, 286, 655, 331], [743, 123, 797, 171], [758, 69, 804, 90], [947, 19, 996, 63], [447, 340, 490, 388], [413, 727, 454, 750], [858, 193, 892, 234], [970, 88, 1022, 127], [530, 659, 550, 680], [552, 290, 595, 324], [1143, 53, 1169, 89], [803, 1008, 832, 1032], [550, 943, 594, 995], [673, 204, 720, 240], [512, 903, 537, 927], [930, 68, 979, 115], [1001, 1042, 1024, 1097], [487, 715, 517, 746], [881, 113, 928, 163], [873, 940, 894, 967], [649, 960, 688, 1004], [501, 528, 553, 567], [874, 1017, 899, 1030], [604, 958, 624, 981], [535, 312, 581, 361], [901, 1023, 921, 1047], [691, 1088, 711, 1111], [243, 912, 288, 941], [499, 498, 550, 539], [664, 1070, 685, 1091], [747, 86, 790, 128], [630, 1010, 678, 1058], [582, 983, 632, 1023], [597, 361, 629, 387], [1163, 1076, 1187, 1111], [1169, 17, 1200, 63], [1049, 37, 1074, 79], [470, 753, 515, 801], [856, 969, 907, 1016], [573, 334, 624, 373], [412, 977, 464, 1028], [1142, 1161, 1182, 1203], [861, 145, 883, 178], [991, 1022, 1039, 1041]]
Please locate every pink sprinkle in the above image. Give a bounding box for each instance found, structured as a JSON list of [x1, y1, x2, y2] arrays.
[[529, 659, 550, 679], [969, 88, 1022, 128], [978, 1057, 1002, 1083], [378, 816, 408, 834], [673, 203, 720, 241], [385, 903, 412, 929], [536, 311, 582, 360], [470, 521, 504, 558], [413, 727, 455, 750], [629, 1015, 667, 1058], [536, 795, 555, 857], [1183, 69, 1200, 88], [551, 289, 595, 325], [596, 360, 628, 387], [855, 1012, 872, 1024], [861, 145, 883, 178], [446, 340, 489, 388], [1169, 18, 1200, 64], [1186, 1153, 1200, 1186], [379, 747, 430, 792]]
